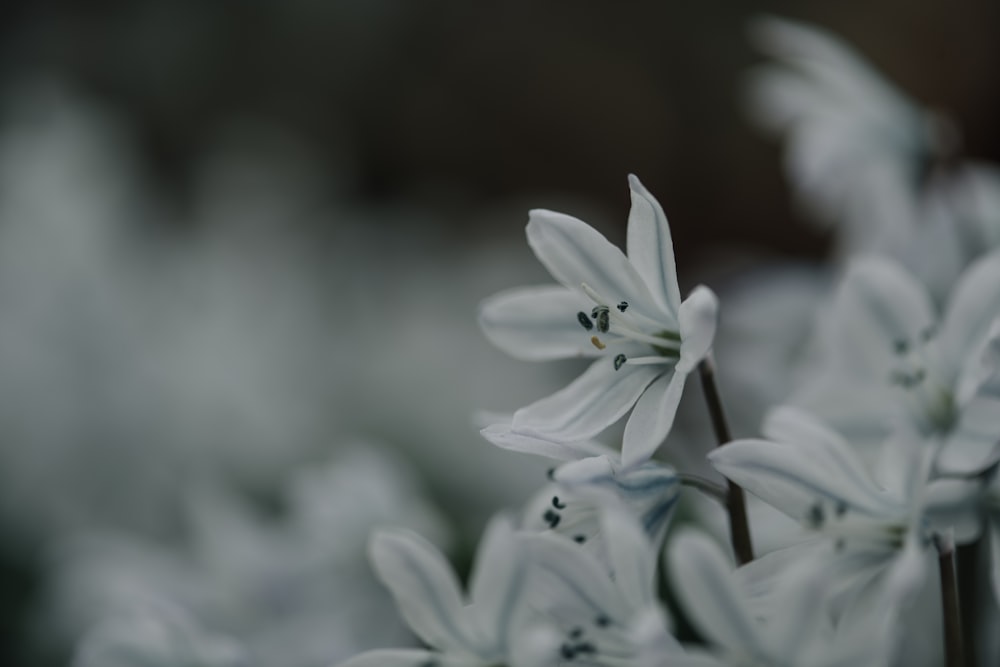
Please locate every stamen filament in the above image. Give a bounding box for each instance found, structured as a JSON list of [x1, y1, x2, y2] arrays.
[[623, 356, 676, 366]]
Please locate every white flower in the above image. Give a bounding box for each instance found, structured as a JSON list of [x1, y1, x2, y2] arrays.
[[479, 175, 718, 467], [709, 407, 980, 615], [667, 530, 898, 667], [796, 253, 1000, 474], [515, 506, 679, 667], [337, 516, 529, 667]]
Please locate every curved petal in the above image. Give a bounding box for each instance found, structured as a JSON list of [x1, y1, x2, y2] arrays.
[[526, 209, 663, 321], [335, 649, 472, 667], [668, 531, 767, 656], [480, 422, 617, 462], [467, 515, 527, 653], [626, 174, 682, 318], [677, 285, 719, 374], [513, 359, 661, 442], [831, 257, 935, 376], [600, 506, 658, 610], [621, 369, 685, 468], [941, 250, 1000, 374], [369, 530, 476, 655], [478, 285, 600, 361]]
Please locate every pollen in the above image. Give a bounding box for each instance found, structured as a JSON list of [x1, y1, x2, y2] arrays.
[[591, 336, 606, 350]]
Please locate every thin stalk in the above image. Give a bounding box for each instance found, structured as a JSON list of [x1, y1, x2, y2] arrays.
[[937, 535, 966, 667], [697, 355, 754, 565]]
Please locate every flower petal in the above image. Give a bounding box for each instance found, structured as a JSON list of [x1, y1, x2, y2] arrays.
[[668, 531, 767, 656], [526, 209, 663, 321], [480, 420, 617, 462], [830, 257, 935, 377], [626, 174, 682, 318], [336, 649, 473, 667], [468, 515, 527, 651], [677, 285, 719, 374], [942, 251, 1000, 377], [600, 505, 658, 610], [478, 285, 601, 361], [621, 369, 685, 468], [368, 529, 477, 655], [513, 358, 661, 442]]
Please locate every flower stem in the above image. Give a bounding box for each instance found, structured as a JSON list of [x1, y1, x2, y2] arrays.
[[697, 355, 754, 565], [936, 535, 966, 667]]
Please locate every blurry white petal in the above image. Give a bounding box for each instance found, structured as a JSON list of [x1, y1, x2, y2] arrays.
[[526, 209, 661, 320], [621, 369, 685, 468], [336, 649, 474, 667], [480, 421, 617, 462], [677, 285, 719, 374], [668, 531, 766, 655], [369, 530, 476, 654], [941, 251, 1000, 372], [600, 506, 657, 610], [512, 359, 660, 442], [626, 174, 682, 318], [477, 285, 600, 361], [468, 515, 524, 649]]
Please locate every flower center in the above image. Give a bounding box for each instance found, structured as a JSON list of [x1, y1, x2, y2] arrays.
[[575, 283, 681, 371], [888, 332, 958, 433]]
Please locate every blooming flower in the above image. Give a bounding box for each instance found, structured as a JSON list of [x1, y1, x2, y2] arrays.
[[795, 252, 1000, 474], [337, 516, 530, 667], [479, 175, 718, 467]]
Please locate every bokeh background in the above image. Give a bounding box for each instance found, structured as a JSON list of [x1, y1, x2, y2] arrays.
[[0, 1, 998, 665]]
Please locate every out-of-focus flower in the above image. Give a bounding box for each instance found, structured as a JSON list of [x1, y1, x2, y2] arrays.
[[667, 529, 898, 666], [73, 603, 246, 667], [795, 253, 1000, 474], [479, 175, 718, 467], [338, 516, 528, 667]]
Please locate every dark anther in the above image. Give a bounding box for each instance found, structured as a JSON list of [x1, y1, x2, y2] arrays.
[[560, 644, 576, 660], [574, 642, 596, 655], [613, 354, 627, 371], [569, 627, 583, 639], [596, 309, 610, 333], [546, 468, 556, 480], [617, 301, 629, 312], [835, 500, 848, 517], [893, 339, 909, 355], [573, 534, 587, 544], [552, 496, 567, 510], [577, 311, 594, 331], [807, 503, 825, 528], [595, 614, 610, 627], [543, 509, 561, 529]]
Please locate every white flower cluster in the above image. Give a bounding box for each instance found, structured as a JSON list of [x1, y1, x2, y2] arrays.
[[334, 16, 1000, 667]]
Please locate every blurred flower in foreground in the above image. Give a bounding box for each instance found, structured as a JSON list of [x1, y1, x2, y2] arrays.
[[47, 448, 449, 667], [479, 175, 718, 467]]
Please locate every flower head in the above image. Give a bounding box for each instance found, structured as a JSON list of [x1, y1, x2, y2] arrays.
[[479, 175, 718, 467]]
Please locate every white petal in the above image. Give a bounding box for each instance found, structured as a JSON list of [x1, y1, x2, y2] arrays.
[[765, 564, 831, 663], [335, 649, 473, 667], [621, 369, 686, 468], [480, 422, 617, 462], [677, 285, 719, 374], [924, 478, 983, 544], [668, 531, 767, 655], [526, 209, 663, 321], [468, 515, 526, 650], [513, 358, 661, 442], [941, 251, 1000, 376], [600, 505, 658, 610], [478, 285, 601, 361], [831, 257, 935, 377], [369, 530, 477, 655], [626, 174, 682, 318]]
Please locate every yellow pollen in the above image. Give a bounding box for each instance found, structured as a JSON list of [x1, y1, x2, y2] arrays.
[[590, 336, 606, 350]]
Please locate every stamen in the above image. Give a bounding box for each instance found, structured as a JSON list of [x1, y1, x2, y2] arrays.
[[617, 301, 628, 312], [573, 534, 587, 544], [552, 496, 567, 510], [620, 355, 677, 366], [594, 307, 610, 333], [577, 311, 594, 331], [591, 336, 606, 350], [595, 614, 610, 627], [894, 339, 909, 355], [806, 503, 825, 528], [613, 354, 627, 371], [569, 627, 584, 639], [543, 509, 561, 529]]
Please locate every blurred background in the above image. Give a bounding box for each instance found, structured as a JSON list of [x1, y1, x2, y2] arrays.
[[0, 1, 998, 665]]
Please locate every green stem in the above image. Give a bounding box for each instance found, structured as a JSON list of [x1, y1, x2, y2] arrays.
[[697, 355, 754, 565]]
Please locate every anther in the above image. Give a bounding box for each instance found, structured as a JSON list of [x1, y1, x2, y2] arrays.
[[835, 500, 848, 517], [560, 644, 575, 660], [552, 496, 567, 510], [595, 614, 610, 627], [574, 642, 596, 656], [546, 468, 556, 480], [573, 534, 587, 544], [617, 301, 629, 312], [595, 309, 610, 333], [577, 311, 594, 331], [543, 509, 561, 529], [613, 354, 627, 371], [893, 339, 909, 355], [569, 627, 584, 639], [591, 336, 606, 350], [806, 503, 825, 528]]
